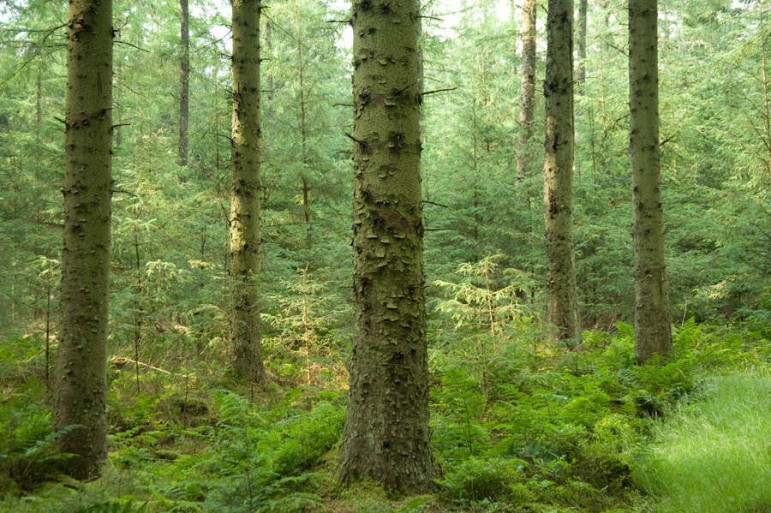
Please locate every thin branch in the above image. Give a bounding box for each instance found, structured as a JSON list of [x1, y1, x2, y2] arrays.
[[344, 132, 367, 145], [420, 87, 458, 98], [110, 356, 189, 378], [114, 40, 149, 52], [111, 188, 137, 196], [659, 133, 676, 148]]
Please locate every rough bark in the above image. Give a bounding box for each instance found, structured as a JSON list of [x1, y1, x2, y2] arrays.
[[629, 0, 672, 363], [178, 0, 190, 166], [516, 0, 537, 186], [543, 0, 580, 341], [55, 0, 113, 480], [340, 0, 434, 494], [577, 0, 587, 95], [230, 0, 266, 384]]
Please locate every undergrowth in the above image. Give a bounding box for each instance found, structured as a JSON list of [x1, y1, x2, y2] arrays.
[[0, 320, 768, 513], [633, 371, 771, 513]]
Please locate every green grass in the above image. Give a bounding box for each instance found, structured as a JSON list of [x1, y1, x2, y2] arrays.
[[633, 371, 771, 513]]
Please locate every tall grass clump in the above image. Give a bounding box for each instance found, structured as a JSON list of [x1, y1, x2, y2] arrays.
[[633, 371, 771, 513]]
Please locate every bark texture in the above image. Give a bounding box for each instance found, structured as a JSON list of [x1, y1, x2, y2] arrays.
[[55, 0, 113, 480], [340, 0, 434, 494], [230, 0, 266, 384], [543, 0, 580, 341], [178, 0, 190, 166], [629, 0, 672, 363], [516, 0, 537, 186]]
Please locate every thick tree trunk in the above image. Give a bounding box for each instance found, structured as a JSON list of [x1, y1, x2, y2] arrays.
[[340, 0, 434, 494], [55, 0, 113, 480], [629, 0, 672, 363], [543, 0, 580, 341], [516, 0, 537, 187], [178, 0, 190, 166], [230, 0, 266, 384], [576, 0, 587, 95]]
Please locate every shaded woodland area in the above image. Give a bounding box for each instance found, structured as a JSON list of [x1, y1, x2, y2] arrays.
[[0, 0, 769, 512]]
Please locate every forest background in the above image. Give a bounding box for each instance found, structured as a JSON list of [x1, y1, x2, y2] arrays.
[[0, 0, 769, 512]]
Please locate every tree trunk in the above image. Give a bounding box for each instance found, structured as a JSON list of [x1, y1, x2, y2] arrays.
[[55, 0, 113, 480], [629, 0, 672, 363], [340, 0, 434, 494], [298, 25, 312, 257], [230, 0, 266, 384], [516, 0, 537, 187], [543, 0, 580, 341], [178, 0, 190, 167], [576, 0, 587, 96]]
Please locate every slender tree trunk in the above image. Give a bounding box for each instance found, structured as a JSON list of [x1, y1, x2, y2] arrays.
[[230, 0, 266, 384], [341, 0, 434, 494], [516, 0, 537, 187], [577, 0, 587, 96], [264, 19, 274, 120], [44, 264, 52, 393], [178, 0, 190, 167], [35, 67, 42, 143], [55, 0, 113, 480], [629, 0, 672, 363], [298, 27, 312, 256], [133, 230, 143, 395], [543, 0, 580, 342], [760, 9, 771, 175]]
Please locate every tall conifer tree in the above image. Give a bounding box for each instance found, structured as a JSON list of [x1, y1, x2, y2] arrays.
[[55, 0, 113, 480], [340, 0, 434, 494], [230, 0, 266, 383], [577, 0, 587, 95], [517, 0, 537, 187], [178, 0, 190, 166], [629, 0, 672, 362], [543, 0, 579, 341]]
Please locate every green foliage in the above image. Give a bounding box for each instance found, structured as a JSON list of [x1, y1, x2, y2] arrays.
[[1, 0, 770, 512], [70, 501, 145, 513], [0, 337, 66, 493], [137, 390, 346, 513], [633, 372, 771, 513], [0, 398, 67, 493], [438, 457, 526, 503]]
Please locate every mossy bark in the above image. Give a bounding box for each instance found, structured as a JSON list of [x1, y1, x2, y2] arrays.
[[629, 0, 672, 363], [55, 0, 113, 480], [516, 0, 537, 187], [543, 0, 580, 342], [230, 0, 266, 384], [340, 0, 434, 494]]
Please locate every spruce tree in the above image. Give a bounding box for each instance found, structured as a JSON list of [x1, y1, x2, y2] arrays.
[[543, 0, 580, 341], [340, 0, 434, 494], [230, 0, 266, 383], [629, 0, 672, 362], [55, 0, 113, 480]]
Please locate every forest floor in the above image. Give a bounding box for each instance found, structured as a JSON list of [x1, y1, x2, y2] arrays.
[[1, 322, 769, 513]]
